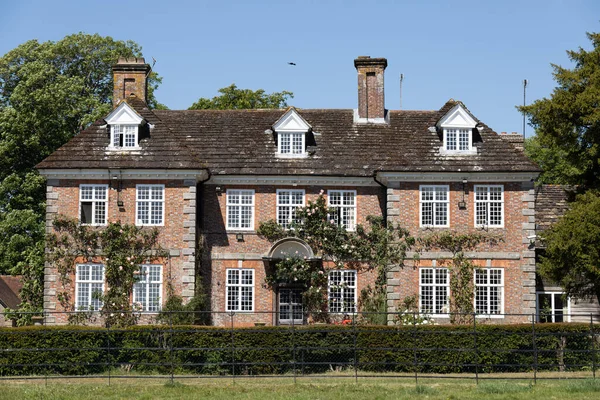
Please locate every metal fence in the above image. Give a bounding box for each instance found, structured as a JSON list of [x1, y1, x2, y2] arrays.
[[1, 310, 599, 384]]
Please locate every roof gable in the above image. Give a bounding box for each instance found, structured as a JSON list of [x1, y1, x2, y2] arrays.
[[437, 103, 477, 128], [272, 108, 311, 132], [105, 101, 144, 125]]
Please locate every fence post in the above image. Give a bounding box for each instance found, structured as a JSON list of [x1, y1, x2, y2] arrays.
[[169, 311, 174, 385], [292, 313, 296, 384], [412, 311, 418, 386], [106, 318, 111, 386], [230, 312, 235, 383], [353, 313, 358, 383], [473, 312, 478, 385], [44, 311, 49, 388], [591, 313, 596, 380], [532, 313, 537, 384]]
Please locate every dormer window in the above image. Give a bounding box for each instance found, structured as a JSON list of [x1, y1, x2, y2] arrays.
[[272, 107, 311, 158], [104, 101, 144, 151], [111, 124, 138, 148], [279, 132, 304, 155], [437, 103, 478, 155], [444, 128, 471, 151]]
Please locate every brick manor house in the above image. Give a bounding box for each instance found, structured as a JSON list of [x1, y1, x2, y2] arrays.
[[38, 56, 543, 326]]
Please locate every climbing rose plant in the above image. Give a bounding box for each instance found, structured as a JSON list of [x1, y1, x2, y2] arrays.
[[257, 193, 415, 318], [47, 215, 166, 327], [417, 231, 502, 325]]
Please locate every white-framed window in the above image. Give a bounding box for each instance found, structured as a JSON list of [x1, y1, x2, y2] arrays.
[[536, 292, 570, 323], [75, 264, 104, 311], [475, 268, 504, 317], [475, 185, 504, 228], [328, 270, 357, 313], [444, 128, 471, 152], [136, 185, 164, 226], [133, 265, 162, 312], [226, 269, 254, 312], [226, 189, 255, 230], [278, 132, 305, 155], [328, 190, 357, 231], [277, 189, 305, 229], [79, 184, 108, 225], [420, 268, 450, 315], [111, 124, 138, 149], [420, 185, 449, 227]]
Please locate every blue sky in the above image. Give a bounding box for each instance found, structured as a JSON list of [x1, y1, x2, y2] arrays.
[[1, 0, 598, 137]]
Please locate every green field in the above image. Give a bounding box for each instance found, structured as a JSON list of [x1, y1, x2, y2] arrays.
[[2, 375, 600, 400]]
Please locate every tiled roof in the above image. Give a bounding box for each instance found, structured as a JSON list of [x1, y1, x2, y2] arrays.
[[37, 99, 540, 176], [535, 184, 575, 232], [0, 275, 22, 309]]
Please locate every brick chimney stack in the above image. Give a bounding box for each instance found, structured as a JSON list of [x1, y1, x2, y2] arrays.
[[354, 56, 387, 122], [112, 57, 151, 107]]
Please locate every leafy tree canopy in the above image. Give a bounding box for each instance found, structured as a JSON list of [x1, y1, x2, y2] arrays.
[[0, 33, 163, 312], [538, 191, 600, 304], [520, 32, 600, 189], [188, 84, 293, 110]]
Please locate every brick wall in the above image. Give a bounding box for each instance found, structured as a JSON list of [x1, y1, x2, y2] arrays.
[[43, 178, 197, 325], [202, 184, 383, 326], [385, 180, 536, 323]]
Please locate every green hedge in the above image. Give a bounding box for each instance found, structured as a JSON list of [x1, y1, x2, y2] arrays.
[[0, 323, 597, 376]]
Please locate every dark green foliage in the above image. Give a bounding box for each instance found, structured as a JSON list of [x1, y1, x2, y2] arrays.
[[520, 32, 600, 189], [0, 323, 596, 376], [0, 33, 164, 314], [539, 191, 600, 304], [188, 84, 293, 110]]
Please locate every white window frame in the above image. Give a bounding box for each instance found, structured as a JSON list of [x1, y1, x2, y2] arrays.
[[75, 264, 105, 311], [277, 131, 306, 157], [474, 185, 504, 228], [419, 268, 450, 316], [443, 128, 472, 152], [110, 124, 139, 149], [226, 268, 255, 312], [276, 189, 305, 229], [419, 185, 450, 228], [474, 268, 504, 318], [226, 189, 255, 231], [135, 184, 165, 226], [133, 265, 163, 313], [536, 291, 571, 323], [79, 184, 108, 226], [328, 270, 357, 314], [327, 190, 357, 231]]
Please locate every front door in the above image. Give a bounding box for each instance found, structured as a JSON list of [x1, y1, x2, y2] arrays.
[[278, 288, 304, 325]]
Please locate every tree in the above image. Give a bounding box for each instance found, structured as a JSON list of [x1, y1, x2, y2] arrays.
[[188, 84, 293, 110], [520, 32, 600, 189], [538, 191, 600, 305], [524, 136, 584, 185], [0, 33, 163, 313]]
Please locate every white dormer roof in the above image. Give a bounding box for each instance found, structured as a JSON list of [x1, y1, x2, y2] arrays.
[[105, 101, 144, 125], [272, 107, 311, 132], [436, 103, 477, 128]]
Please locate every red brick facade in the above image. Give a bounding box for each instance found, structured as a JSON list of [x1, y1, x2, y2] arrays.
[[39, 55, 540, 326]]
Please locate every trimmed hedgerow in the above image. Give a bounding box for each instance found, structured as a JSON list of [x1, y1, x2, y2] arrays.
[[0, 323, 596, 376]]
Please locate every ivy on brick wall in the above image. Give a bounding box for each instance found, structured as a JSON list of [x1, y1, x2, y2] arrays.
[[258, 193, 415, 320], [47, 215, 167, 327], [417, 231, 502, 324]]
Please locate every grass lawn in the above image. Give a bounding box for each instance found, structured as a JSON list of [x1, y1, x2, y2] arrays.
[[2, 374, 600, 400]]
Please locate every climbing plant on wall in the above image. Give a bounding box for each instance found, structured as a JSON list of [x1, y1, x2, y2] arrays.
[[46, 215, 167, 327], [258, 193, 415, 320]]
